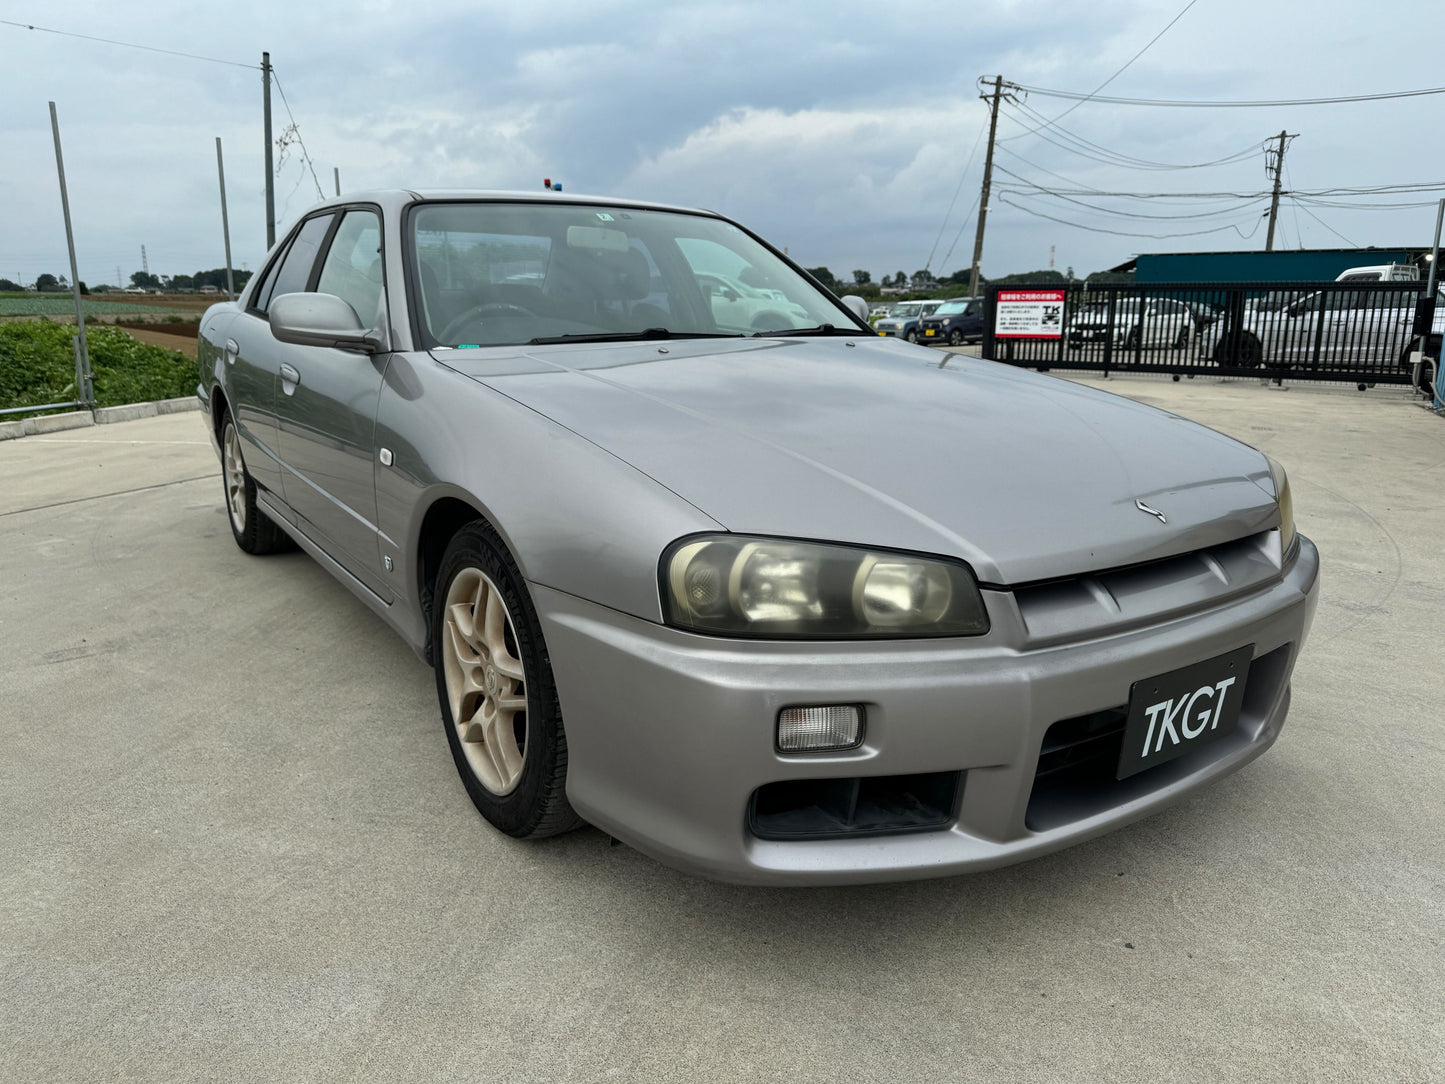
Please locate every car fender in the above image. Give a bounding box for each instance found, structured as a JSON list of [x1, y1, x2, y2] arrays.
[[372, 352, 724, 653]]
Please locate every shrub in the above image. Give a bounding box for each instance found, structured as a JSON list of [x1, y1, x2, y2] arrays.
[[0, 320, 196, 412]]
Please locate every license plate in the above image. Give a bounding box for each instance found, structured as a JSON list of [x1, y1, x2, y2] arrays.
[[878, 331, 887, 336], [924, 328, 936, 336], [1116, 646, 1252, 779]]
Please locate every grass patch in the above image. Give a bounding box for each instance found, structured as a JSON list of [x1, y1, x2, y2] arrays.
[[0, 319, 196, 414]]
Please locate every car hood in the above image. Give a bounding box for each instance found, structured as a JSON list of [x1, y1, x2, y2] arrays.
[[433, 337, 1277, 584]]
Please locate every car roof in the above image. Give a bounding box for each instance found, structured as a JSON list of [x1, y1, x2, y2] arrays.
[[293, 188, 721, 220]]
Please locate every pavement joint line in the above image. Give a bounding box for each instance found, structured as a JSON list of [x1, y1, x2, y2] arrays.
[[0, 474, 215, 519], [26, 438, 210, 446]]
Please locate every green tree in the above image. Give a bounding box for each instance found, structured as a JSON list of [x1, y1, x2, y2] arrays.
[[35, 273, 59, 292], [851, 269, 871, 286], [804, 266, 837, 290], [0, 277, 22, 292], [130, 271, 160, 289]]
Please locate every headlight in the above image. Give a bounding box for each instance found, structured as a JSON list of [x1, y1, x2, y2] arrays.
[[1265, 456, 1296, 554], [661, 535, 989, 639]]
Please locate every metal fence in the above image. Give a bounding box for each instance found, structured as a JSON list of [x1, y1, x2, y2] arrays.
[[981, 281, 1440, 390]]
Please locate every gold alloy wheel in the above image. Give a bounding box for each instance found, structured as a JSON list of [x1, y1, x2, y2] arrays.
[[441, 567, 529, 795], [222, 424, 247, 534]]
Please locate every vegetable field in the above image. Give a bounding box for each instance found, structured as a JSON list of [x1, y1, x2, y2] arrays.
[[1, 320, 196, 413]]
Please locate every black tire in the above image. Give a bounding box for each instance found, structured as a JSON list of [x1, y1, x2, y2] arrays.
[[905, 328, 918, 343], [1237, 334, 1263, 368], [1215, 333, 1263, 369], [948, 328, 963, 346], [1123, 328, 1141, 351], [1173, 327, 1190, 350], [220, 412, 292, 555], [433, 520, 582, 839]]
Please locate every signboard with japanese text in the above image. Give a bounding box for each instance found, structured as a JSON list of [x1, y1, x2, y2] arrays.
[[994, 289, 1065, 339]]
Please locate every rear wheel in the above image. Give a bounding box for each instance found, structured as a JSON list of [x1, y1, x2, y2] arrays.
[[220, 413, 291, 555], [434, 521, 582, 839]]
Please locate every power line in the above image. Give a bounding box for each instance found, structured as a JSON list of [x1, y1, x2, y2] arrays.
[[998, 194, 1266, 240], [1004, 188, 1268, 222], [1003, 0, 1198, 139], [936, 191, 982, 274], [923, 113, 988, 273], [1012, 82, 1445, 108], [1290, 199, 1358, 246], [0, 19, 256, 69], [1002, 100, 1263, 171], [270, 69, 326, 203], [992, 163, 1268, 200]]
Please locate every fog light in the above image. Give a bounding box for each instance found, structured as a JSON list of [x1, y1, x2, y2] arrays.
[[777, 705, 863, 753]]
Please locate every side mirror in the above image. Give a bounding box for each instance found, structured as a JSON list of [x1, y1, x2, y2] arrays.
[[839, 295, 871, 325], [269, 292, 383, 352]]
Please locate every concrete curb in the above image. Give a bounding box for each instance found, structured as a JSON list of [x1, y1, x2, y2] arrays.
[[0, 397, 198, 441]]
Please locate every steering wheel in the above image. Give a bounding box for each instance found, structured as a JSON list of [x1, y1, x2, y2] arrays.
[[438, 302, 538, 344]]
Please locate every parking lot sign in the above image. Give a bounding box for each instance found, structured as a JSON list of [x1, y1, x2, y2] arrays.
[[995, 289, 1065, 339]]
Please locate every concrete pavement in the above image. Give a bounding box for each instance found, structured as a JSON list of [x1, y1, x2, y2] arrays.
[[1, 380, 1441, 1082]]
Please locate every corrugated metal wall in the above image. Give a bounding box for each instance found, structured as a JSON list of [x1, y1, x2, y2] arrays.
[[1136, 250, 1415, 283]]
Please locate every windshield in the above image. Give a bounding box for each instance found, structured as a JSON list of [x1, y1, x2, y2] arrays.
[[888, 302, 923, 318], [934, 300, 968, 315], [410, 201, 850, 347]]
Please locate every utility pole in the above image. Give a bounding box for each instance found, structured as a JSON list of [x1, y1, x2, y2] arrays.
[[262, 51, 275, 249], [216, 137, 236, 301], [969, 76, 1008, 300], [334, 167, 340, 197], [141, 245, 148, 277], [48, 102, 92, 406], [1264, 130, 1296, 252]]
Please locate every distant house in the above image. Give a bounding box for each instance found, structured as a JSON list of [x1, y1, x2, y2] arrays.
[[199, 285, 219, 294]]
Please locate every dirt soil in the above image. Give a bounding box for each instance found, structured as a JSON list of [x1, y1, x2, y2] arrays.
[[120, 325, 199, 359]]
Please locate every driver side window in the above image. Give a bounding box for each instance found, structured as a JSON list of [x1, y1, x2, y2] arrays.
[[316, 210, 384, 325]]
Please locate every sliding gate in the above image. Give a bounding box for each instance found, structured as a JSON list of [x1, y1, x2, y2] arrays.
[[981, 281, 1439, 389]]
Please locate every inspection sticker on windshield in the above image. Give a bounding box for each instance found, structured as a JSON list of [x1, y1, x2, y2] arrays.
[[994, 289, 1065, 339]]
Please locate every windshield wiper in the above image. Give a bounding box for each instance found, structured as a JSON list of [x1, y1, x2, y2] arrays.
[[527, 328, 744, 345], [751, 323, 863, 338]]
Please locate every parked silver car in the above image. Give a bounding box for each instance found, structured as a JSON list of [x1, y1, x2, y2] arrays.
[[1067, 297, 1194, 351], [199, 189, 1317, 885]]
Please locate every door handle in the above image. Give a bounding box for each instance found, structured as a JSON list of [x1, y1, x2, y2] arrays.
[[224, 339, 239, 365], [279, 364, 300, 395]]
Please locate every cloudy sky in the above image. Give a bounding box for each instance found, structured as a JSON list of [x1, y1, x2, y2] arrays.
[[3, 1, 1444, 289]]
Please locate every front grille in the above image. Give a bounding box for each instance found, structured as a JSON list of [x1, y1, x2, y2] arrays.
[[1014, 531, 1282, 647], [748, 772, 961, 841], [1025, 644, 1291, 832]]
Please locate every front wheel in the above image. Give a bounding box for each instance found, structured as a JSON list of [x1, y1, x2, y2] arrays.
[[948, 329, 963, 346], [434, 521, 582, 839], [905, 328, 918, 343], [1173, 327, 1190, 350]]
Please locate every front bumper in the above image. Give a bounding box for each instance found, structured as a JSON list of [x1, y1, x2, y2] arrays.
[[538, 536, 1319, 885]]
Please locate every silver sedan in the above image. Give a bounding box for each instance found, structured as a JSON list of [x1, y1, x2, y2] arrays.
[[199, 189, 1318, 885]]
